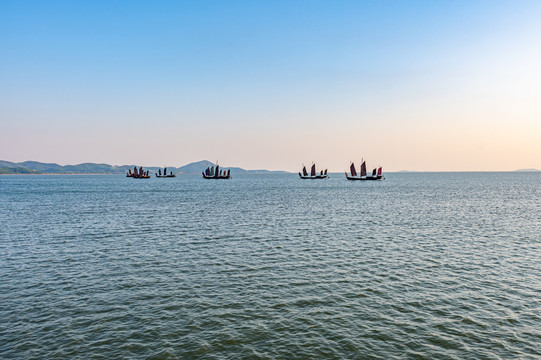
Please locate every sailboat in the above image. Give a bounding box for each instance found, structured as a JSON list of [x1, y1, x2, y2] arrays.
[[155, 167, 176, 178], [202, 163, 231, 179], [299, 163, 328, 179], [345, 160, 384, 181]]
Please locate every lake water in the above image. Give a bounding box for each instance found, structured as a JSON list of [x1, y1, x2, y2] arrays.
[[1, 172, 540, 359]]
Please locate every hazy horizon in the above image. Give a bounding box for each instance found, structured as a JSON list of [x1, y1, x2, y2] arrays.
[[2, 1, 540, 172], [2, 158, 540, 174]]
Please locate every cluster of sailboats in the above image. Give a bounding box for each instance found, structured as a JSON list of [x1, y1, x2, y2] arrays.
[[126, 166, 150, 179], [127, 164, 232, 180], [127, 160, 384, 181], [298, 160, 384, 181], [127, 167, 176, 179]]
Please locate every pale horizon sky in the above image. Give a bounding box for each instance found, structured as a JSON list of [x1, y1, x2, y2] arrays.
[[1, 1, 540, 172]]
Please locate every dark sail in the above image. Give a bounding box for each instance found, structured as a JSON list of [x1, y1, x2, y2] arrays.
[[210, 166, 215, 176], [216, 165, 220, 177], [360, 161, 366, 177], [164, 167, 167, 175], [372, 168, 376, 176], [227, 169, 230, 177], [311, 164, 316, 177], [350, 163, 357, 177], [324, 169, 327, 175], [158, 169, 161, 176], [302, 166, 308, 176]]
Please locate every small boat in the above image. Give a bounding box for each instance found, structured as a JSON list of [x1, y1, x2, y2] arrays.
[[345, 160, 384, 181], [299, 164, 328, 179], [128, 166, 151, 179], [202, 164, 231, 179], [155, 167, 176, 178]]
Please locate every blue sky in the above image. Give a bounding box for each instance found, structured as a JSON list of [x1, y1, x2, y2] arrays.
[[1, 1, 540, 170]]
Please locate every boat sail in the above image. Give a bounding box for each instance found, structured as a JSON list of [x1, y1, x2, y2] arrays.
[[299, 163, 328, 179], [360, 161, 367, 177], [350, 163, 357, 177], [345, 159, 384, 181]]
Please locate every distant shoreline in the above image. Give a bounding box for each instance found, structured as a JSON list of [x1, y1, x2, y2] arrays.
[[0, 160, 289, 175], [0, 173, 125, 176]]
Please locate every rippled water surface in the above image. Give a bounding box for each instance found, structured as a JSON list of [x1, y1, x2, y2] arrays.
[[1, 173, 540, 359]]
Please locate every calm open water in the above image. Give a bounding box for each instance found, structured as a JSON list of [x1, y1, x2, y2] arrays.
[[1, 172, 540, 359]]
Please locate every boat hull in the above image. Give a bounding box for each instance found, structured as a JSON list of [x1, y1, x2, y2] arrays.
[[155, 174, 176, 178], [345, 172, 383, 180], [299, 174, 328, 179], [202, 174, 231, 179]]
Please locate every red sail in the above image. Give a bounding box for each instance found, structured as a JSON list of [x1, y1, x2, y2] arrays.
[[350, 163, 357, 177], [311, 164, 316, 177], [377, 167, 382, 176], [302, 166, 308, 176], [360, 161, 367, 177]]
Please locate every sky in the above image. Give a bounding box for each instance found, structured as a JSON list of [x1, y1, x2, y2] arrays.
[[1, 0, 540, 171]]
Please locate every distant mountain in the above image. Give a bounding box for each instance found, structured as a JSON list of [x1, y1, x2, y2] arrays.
[[0, 160, 42, 174], [0, 160, 21, 168], [0, 161, 130, 174], [0, 166, 41, 174], [178, 160, 288, 174], [19, 161, 66, 173], [178, 160, 215, 174], [514, 168, 540, 172], [0, 160, 287, 175]]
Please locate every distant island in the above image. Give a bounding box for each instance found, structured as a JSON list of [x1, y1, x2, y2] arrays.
[[514, 168, 540, 172], [0, 160, 288, 175]]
